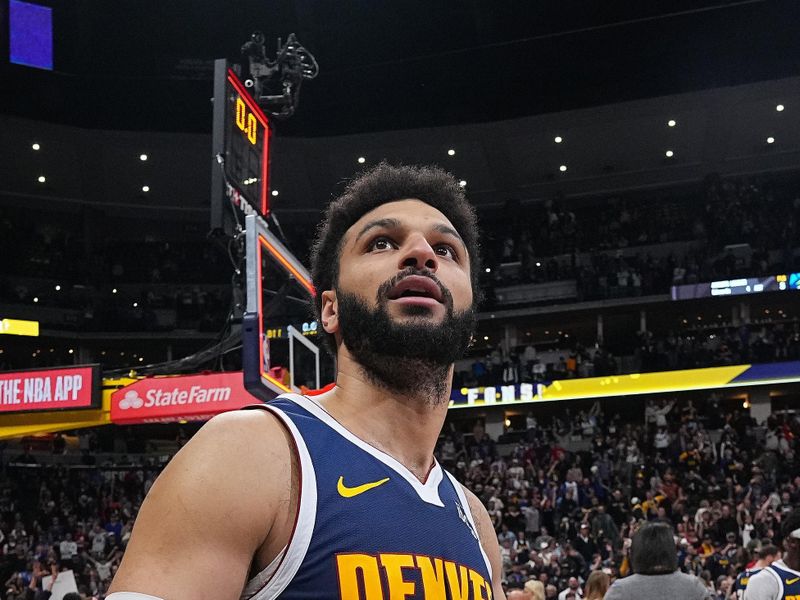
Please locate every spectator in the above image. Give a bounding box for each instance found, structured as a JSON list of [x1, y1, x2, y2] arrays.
[[583, 570, 610, 600], [525, 579, 546, 600], [604, 522, 713, 599]]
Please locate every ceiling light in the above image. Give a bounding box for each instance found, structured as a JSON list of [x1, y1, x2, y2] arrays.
[[447, 149, 455, 156], [667, 120, 676, 127], [32, 143, 40, 151], [33, 297, 39, 303], [132, 302, 138, 307], [536, 262, 541, 267], [357, 156, 366, 164], [54, 285, 61, 291], [483, 336, 489, 341], [37, 176, 46, 183], [68, 349, 74, 354], [142, 185, 150, 192], [485, 267, 491, 273], [767, 136, 775, 144], [554, 136, 563, 144], [112, 288, 117, 294], [139, 154, 148, 161], [271, 190, 279, 196], [139, 357, 144, 362], [559, 165, 567, 172], [459, 180, 467, 187], [777, 104, 785, 112], [665, 150, 674, 157]]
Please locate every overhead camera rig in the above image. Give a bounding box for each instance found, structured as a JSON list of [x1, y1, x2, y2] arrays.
[[240, 32, 319, 120]]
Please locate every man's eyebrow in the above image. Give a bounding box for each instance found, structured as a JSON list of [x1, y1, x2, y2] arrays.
[[354, 217, 401, 243], [434, 224, 464, 245]]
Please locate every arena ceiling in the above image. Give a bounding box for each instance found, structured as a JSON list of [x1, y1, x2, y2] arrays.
[[2, 0, 800, 137]]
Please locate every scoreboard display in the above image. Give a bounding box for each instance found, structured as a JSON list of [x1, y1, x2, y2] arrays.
[[211, 61, 272, 231]]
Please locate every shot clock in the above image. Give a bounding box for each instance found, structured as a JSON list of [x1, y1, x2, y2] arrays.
[[210, 60, 272, 231]]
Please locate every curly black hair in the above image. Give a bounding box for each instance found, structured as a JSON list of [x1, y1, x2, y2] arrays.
[[309, 162, 482, 354]]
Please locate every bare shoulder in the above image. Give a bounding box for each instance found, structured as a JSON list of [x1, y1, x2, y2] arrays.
[[458, 483, 507, 600], [109, 408, 295, 600]]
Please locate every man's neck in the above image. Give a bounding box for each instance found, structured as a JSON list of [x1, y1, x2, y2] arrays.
[[314, 350, 452, 482]]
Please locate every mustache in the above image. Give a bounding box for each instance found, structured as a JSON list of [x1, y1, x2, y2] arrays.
[[375, 267, 453, 308]]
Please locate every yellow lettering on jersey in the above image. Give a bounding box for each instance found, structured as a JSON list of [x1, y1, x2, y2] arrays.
[[445, 561, 471, 600], [336, 553, 384, 600], [415, 555, 447, 600], [380, 553, 416, 600], [469, 568, 488, 600], [336, 552, 490, 599]]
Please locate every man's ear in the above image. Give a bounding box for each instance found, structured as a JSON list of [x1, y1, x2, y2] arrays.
[[320, 290, 339, 335]]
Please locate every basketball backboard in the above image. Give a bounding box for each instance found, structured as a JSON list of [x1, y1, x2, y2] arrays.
[[243, 214, 332, 401]]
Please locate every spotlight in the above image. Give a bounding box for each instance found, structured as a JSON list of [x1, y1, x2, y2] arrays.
[[767, 137, 775, 144], [37, 176, 46, 183], [271, 190, 279, 196], [68, 349, 74, 354], [357, 157, 366, 164], [777, 104, 785, 112], [142, 185, 150, 192], [112, 288, 117, 294], [139, 154, 148, 161], [132, 302, 138, 308], [485, 267, 491, 273], [32, 143, 41, 150], [665, 150, 674, 157], [667, 120, 676, 127], [459, 180, 467, 187], [554, 136, 563, 143], [55, 285, 61, 291], [559, 165, 567, 172], [33, 297, 39, 303], [483, 336, 489, 341], [447, 149, 456, 156]]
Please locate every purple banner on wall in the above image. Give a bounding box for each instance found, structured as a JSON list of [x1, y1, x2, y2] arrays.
[[10, 0, 53, 70]]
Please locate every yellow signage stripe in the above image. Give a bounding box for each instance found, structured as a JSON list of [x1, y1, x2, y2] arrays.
[[0, 318, 39, 336], [537, 364, 752, 401]]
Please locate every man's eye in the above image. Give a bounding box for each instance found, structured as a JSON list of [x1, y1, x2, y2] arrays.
[[435, 245, 455, 258], [369, 237, 395, 251]]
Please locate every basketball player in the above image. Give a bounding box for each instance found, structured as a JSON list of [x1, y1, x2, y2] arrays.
[[107, 163, 505, 599], [734, 543, 779, 600], [743, 509, 800, 600]]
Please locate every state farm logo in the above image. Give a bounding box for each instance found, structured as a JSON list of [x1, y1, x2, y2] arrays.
[[115, 383, 232, 411], [118, 390, 144, 410]]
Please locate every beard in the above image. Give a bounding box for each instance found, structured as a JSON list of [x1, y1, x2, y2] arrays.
[[336, 271, 475, 405]]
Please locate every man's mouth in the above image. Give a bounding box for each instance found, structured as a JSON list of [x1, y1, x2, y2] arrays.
[[386, 275, 444, 303]]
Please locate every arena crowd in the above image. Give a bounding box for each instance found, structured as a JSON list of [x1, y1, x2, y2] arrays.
[[0, 395, 797, 599]]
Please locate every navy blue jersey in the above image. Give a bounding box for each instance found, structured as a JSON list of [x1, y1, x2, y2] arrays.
[[735, 566, 761, 599], [240, 393, 493, 600], [746, 561, 800, 599]]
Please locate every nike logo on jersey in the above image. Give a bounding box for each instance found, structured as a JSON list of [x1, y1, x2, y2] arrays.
[[337, 475, 390, 498], [787, 576, 800, 585]]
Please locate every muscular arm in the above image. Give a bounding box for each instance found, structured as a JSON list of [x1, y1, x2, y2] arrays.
[[107, 409, 295, 600], [461, 485, 507, 600]]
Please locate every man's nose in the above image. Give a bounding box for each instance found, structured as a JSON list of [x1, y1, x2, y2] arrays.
[[399, 234, 438, 271]]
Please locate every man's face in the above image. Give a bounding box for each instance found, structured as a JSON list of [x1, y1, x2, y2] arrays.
[[322, 199, 475, 394]]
